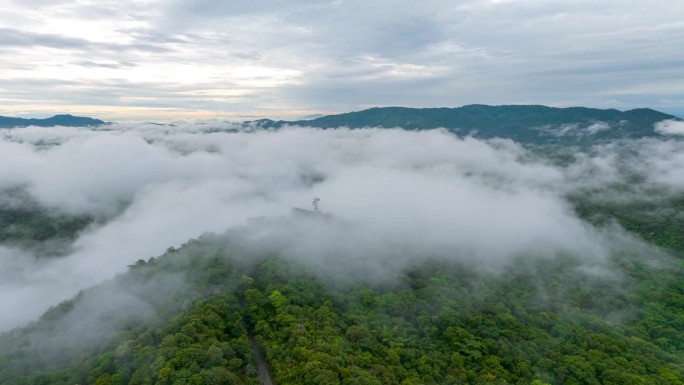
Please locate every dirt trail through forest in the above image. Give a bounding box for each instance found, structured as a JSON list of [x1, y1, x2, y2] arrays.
[[246, 328, 274, 385]]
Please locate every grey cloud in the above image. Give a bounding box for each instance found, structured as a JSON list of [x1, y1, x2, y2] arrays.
[[166, 0, 334, 19], [0, 27, 171, 53], [0, 0, 683, 122], [159, 0, 452, 61], [231, 51, 263, 61], [280, 76, 456, 111], [0, 28, 92, 49], [72, 60, 137, 69], [158, 0, 684, 113], [3, 0, 68, 7], [121, 29, 195, 45]]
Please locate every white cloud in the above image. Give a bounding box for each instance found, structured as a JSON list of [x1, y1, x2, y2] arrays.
[[655, 119, 684, 136], [587, 122, 610, 134], [3, 124, 680, 331]]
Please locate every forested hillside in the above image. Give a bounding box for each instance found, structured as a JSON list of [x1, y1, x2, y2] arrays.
[[2, 122, 684, 384], [1, 199, 683, 384], [0, 114, 105, 128], [253, 105, 680, 144]]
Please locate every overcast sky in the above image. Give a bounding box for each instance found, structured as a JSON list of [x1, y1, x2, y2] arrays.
[[1, 0, 683, 121]]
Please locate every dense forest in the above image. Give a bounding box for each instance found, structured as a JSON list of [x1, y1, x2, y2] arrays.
[[0, 206, 91, 257], [2, 121, 684, 384], [1, 190, 683, 384]]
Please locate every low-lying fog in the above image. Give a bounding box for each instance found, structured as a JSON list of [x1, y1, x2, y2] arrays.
[[1, 123, 683, 331]]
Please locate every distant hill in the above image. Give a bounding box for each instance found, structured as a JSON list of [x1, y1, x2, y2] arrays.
[[299, 113, 326, 121], [251, 105, 680, 143], [0, 114, 105, 128]]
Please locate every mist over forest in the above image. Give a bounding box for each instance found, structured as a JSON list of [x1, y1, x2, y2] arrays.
[[2, 120, 684, 384], [0, 123, 666, 327]]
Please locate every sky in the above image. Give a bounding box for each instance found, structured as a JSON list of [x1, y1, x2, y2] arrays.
[[0, 0, 683, 121]]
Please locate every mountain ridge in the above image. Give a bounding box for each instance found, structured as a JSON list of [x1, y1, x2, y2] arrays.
[[0, 114, 105, 128], [251, 104, 680, 143]]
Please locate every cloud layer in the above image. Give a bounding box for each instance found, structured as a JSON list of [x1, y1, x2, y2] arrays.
[[1, 124, 683, 331], [1, 0, 683, 119]]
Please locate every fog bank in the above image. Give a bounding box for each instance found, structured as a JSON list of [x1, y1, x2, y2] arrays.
[[1, 124, 682, 331]]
